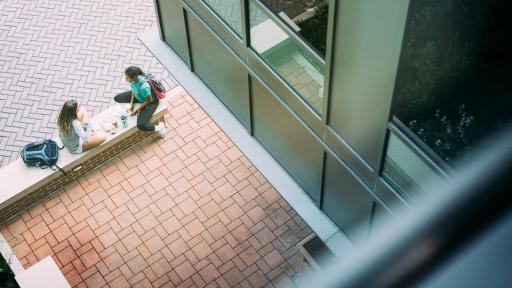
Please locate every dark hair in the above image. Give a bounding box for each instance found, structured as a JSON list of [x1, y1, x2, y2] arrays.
[[125, 66, 144, 78], [58, 100, 78, 137]]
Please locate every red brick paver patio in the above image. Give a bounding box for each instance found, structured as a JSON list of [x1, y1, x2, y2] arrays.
[[1, 90, 313, 287]]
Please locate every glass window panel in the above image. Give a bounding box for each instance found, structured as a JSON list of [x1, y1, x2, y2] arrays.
[[203, 0, 243, 36], [249, 0, 325, 114], [391, 0, 511, 165], [259, 0, 329, 57], [383, 134, 447, 202]]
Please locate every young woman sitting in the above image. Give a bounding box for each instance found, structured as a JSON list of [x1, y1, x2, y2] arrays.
[[114, 66, 166, 137], [58, 100, 106, 153]]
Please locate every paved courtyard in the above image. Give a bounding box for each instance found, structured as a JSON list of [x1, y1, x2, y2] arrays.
[[0, 0, 177, 167], [1, 90, 313, 287], [0, 0, 314, 287]]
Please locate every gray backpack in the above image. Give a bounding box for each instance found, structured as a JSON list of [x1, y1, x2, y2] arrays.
[[20, 139, 66, 174]]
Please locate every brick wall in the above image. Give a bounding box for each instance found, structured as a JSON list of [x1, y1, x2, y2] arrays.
[[0, 116, 164, 224]]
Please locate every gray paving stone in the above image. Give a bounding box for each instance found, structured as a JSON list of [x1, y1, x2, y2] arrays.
[[0, 0, 178, 167]]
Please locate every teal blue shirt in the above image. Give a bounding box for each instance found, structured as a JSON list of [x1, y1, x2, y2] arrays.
[[130, 76, 154, 102]]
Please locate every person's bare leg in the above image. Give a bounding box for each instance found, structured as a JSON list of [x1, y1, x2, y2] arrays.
[[77, 106, 90, 123], [82, 132, 106, 152]]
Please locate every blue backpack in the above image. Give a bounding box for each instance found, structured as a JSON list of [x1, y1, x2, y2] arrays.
[[20, 139, 66, 174]]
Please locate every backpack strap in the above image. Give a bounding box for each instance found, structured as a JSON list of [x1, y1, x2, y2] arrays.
[[45, 164, 67, 176], [39, 162, 66, 176], [53, 164, 67, 176], [137, 76, 157, 102]]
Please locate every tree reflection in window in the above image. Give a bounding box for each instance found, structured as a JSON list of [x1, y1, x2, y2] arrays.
[[391, 0, 511, 164], [259, 0, 328, 57]]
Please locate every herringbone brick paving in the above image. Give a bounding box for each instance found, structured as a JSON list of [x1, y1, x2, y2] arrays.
[[0, 0, 178, 167], [1, 91, 314, 287]]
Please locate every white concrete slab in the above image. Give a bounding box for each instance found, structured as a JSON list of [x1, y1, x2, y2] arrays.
[[250, 19, 290, 54], [0, 233, 24, 275], [15, 256, 70, 288]]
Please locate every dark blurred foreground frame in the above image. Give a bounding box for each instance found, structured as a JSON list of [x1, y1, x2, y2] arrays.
[[305, 126, 512, 288]]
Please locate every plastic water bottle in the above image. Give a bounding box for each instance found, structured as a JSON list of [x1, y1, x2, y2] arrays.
[[121, 115, 128, 128]]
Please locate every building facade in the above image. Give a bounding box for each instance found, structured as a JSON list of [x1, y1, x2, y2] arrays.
[[152, 0, 509, 245]]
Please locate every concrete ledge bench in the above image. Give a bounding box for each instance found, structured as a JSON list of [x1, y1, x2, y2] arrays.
[[0, 102, 168, 224]]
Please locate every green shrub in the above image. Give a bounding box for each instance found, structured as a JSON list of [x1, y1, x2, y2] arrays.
[[0, 254, 19, 288]]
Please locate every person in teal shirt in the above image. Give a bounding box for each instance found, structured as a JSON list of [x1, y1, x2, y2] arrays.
[[114, 66, 166, 136], [130, 73, 155, 103]]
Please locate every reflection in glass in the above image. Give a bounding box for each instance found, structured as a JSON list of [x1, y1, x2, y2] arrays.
[[203, 0, 243, 36], [249, 0, 325, 113], [383, 134, 446, 201], [391, 0, 511, 165], [259, 0, 329, 57]]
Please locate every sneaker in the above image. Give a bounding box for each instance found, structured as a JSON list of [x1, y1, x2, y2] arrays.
[[154, 123, 162, 136], [155, 122, 166, 138]]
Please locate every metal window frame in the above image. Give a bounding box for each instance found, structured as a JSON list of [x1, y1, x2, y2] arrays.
[[182, 1, 245, 57], [246, 0, 329, 117], [188, 0, 331, 123], [312, 126, 512, 288], [246, 47, 323, 123], [153, 0, 164, 41], [388, 117, 453, 179], [249, 0, 326, 68], [197, 0, 245, 39], [154, 0, 415, 220], [321, 0, 337, 126], [374, 118, 454, 206]]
